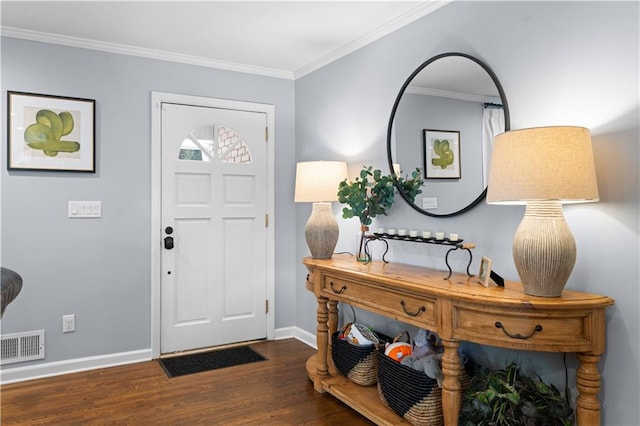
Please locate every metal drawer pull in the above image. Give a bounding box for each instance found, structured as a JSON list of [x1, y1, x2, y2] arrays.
[[495, 321, 543, 340], [400, 300, 426, 317], [330, 281, 347, 294]]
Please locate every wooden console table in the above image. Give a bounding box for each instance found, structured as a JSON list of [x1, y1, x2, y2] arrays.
[[303, 254, 614, 426]]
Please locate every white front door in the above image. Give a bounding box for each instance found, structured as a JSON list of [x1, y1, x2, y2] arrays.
[[160, 101, 268, 354]]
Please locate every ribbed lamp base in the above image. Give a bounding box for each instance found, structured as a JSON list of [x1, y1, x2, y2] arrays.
[[513, 201, 576, 297], [305, 202, 339, 259]]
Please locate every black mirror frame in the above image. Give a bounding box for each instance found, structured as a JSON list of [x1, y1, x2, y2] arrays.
[[387, 52, 510, 217]]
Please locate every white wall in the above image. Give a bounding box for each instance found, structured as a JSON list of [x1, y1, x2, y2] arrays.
[[295, 2, 639, 425]]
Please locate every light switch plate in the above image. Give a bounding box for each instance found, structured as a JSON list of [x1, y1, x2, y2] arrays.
[[68, 201, 101, 218], [422, 197, 438, 210]]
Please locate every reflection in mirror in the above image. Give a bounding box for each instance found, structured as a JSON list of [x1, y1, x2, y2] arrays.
[[178, 125, 253, 164], [388, 53, 509, 217]]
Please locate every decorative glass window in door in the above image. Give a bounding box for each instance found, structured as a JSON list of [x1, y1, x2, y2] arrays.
[[178, 125, 252, 164]]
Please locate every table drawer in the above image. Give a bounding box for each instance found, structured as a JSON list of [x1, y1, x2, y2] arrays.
[[322, 275, 437, 327], [451, 302, 594, 351]]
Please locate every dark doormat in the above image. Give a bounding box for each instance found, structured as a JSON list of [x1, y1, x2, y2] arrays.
[[159, 345, 266, 378]]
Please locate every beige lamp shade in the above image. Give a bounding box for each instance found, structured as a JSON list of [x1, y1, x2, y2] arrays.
[[487, 126, 599, 204], [294, 161, 348, 203], [294, 161, 348, 259], [486, 126, 599, 297]]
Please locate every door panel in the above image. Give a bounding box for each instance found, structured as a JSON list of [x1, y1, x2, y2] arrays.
[[161, 102, 267, 353]]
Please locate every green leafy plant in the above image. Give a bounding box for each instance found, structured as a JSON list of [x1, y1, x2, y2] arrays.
[[397, 168, 425, 202], [337, 166, 423, 260], [337, 166, 423, 226], [460, 361, 573, 426]]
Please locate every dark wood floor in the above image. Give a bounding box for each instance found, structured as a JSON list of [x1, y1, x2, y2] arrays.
[[1, 339, 373, 425]]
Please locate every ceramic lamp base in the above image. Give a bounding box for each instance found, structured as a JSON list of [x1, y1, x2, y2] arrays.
[[513, 201, 576, 297], [305, 202, 339, 259]]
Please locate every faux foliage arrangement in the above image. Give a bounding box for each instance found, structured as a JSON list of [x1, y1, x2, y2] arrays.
[[337, 166, 424, 226], [337, 166, 423, 260], [460, 361, 573, 426]]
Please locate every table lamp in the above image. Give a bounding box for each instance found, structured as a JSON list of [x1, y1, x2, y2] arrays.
[[486, 126, 599, 297], [295, 161, 348, 259]]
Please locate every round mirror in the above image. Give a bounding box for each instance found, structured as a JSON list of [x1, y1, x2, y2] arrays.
[[387, 52, 510, 217]]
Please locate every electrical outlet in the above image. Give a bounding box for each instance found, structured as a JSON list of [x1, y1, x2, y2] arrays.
[[62, 314, 75, 333]]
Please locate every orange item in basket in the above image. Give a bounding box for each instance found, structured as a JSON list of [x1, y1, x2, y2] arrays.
[[384, 342, 412, 361]]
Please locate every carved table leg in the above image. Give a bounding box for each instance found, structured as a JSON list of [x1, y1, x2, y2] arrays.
[[328, 300, 339, 337], [313, 295, 329, 392], [441, 339, 461, 426], [326, 301, 339, 375], [576, 353, 602, 425]]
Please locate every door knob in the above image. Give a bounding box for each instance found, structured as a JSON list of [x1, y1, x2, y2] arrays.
[[164, 236, 174, 250]]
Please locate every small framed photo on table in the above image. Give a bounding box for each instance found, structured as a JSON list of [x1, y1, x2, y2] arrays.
[[478, 256, 504, 287], [478, 256, 493, 287]]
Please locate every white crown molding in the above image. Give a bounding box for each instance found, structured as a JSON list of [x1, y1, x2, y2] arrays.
[[406, 85, 501, 104], [0, 26, 295, 80], [293, 1, 450, 79], [0, 2, 448, 81]]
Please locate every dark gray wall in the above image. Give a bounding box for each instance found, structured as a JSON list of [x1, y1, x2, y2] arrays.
[[1, 38, 296, 360], [295, 2, 638, 425]]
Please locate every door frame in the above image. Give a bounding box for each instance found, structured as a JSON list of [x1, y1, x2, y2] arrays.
[[150, 91, 275, 358]]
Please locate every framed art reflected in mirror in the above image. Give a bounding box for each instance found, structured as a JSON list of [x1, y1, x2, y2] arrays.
[[423, 129, 461, 179]]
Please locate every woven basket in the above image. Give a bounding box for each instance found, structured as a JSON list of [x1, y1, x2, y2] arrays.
[[331, 331, 388, 386], [377, 348, 471, 426]]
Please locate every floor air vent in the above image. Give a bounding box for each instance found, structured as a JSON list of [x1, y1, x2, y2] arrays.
[[1, 330, 45, 365]]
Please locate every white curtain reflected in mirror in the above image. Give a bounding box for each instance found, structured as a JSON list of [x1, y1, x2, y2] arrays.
[[482, 104, 505, 187]]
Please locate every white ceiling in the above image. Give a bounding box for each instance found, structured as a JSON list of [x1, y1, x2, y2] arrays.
[[0, 1, 448, 79]]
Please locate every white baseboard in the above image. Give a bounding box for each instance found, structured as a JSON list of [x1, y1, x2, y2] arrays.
[[275, 326, 316, 349], [0, 327, 316, 384], [0, 349, 151, 385]]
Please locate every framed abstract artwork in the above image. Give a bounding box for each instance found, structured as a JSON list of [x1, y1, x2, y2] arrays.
[[7, 91, 96, 172], [423, 129, 460, 179]]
